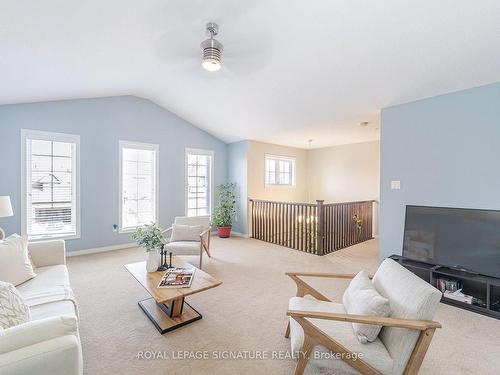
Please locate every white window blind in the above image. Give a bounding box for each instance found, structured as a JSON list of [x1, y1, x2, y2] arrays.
[[22, 130, 80, 240], [119, 142, 159, 231], [186, 149, 213, 217], [265, 154, 296, 186]]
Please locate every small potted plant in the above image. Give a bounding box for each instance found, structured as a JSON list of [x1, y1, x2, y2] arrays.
[[213, 183, 237, 238], [352, 214, 363, 236], [132, 223, 166, 272]]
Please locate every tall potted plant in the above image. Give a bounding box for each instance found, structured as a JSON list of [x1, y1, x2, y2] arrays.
[[213, 183, 237, 238], [132, 223, 165, 272]]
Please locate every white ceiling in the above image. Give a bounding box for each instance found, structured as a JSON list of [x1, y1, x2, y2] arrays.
[[1, 1, 500, 149]]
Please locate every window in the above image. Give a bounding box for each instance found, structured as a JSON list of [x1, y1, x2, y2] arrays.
[[119, 141, 159, 232], [185, 148, 213, 217], [22, 130, 80, 240], [265, 154, 296, 186]]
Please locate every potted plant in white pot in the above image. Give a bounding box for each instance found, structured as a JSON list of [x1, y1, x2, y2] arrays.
[[132, 223, 165, 272], [213, 183, 237, 238]]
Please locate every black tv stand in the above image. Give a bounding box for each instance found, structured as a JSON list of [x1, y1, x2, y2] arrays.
[[390, 255, 500, 319]]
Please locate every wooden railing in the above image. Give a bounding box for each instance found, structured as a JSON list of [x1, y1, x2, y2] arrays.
[[249, 199, 374, 255]]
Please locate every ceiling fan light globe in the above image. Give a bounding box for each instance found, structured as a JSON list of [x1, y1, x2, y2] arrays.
[[202, 59, 221, 72]]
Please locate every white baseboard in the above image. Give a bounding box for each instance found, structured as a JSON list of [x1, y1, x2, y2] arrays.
[[230, 231, 249, 238], [67, 230, 251, 257], [67, 242, 137, 257]]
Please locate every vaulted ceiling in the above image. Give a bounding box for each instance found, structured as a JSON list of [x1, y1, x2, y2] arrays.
[[1, 1, 500, 148]]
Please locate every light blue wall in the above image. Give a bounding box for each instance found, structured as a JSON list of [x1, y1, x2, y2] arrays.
[[0, 96, 227, 252], [380, 82, 500, 261], [227, 141, 248, 234]]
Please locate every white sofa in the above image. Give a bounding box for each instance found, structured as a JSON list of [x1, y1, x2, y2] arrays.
[[0, 240, 82, 375]]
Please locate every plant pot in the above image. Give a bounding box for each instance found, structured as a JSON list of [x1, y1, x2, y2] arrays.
[[217, 225, 232, 238], [146, 249, 160, 272]]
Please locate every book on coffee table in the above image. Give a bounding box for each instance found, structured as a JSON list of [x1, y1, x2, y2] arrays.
[[157, 267, 196, 288]]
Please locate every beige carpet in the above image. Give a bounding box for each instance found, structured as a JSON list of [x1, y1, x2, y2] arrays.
[[67, 237, 499, 375]]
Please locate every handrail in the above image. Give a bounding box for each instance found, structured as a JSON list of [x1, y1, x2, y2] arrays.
[[249, 198, 375, 206], [248, 198, 317, 207], [323, 199, 375, 206]]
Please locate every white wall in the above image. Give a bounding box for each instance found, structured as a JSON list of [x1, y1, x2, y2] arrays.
[[307, 141, 380, 203], [307, 141, 380, 234], [247, 140, 308, 202]]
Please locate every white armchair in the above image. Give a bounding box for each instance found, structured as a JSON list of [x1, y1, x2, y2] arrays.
[[163, 216, 211, 268], [286, 259, 442, 375]]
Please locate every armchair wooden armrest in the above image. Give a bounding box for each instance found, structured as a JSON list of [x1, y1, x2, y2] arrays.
[[285, 271, 373, 303], [199, 227, 211, 258], [161, 226, 173, 243], [199, 227, 210, 238], [287, 310, 441, 331]]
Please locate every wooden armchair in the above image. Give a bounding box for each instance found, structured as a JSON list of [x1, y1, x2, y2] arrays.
[[285, 259, 442, 375], [163, 216, 211, 268]]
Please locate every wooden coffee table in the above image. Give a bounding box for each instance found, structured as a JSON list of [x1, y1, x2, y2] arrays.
[[125, 258, 222, 334]]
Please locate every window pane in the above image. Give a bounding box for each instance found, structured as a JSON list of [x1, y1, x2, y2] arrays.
[[121, 145, 157, 230], [53, 142, 72, 157], [265, 156, 295, 186], [31, 140, 52, 155], [26, 136, 78, 239], [186, 151, 212, 217]]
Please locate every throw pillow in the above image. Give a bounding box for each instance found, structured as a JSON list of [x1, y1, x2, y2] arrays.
[[170, 224, 203, 242], [0, 281, 31, 329], [343, 270, 391, 343], [0, 234, 37, 286]]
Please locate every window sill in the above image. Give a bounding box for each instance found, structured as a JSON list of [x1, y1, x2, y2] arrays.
[[28, 234, 81, 242], [265, 184, 296, 188]]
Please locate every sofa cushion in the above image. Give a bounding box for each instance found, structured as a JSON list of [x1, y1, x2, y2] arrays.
[[170, 224, 202, 242], [342, 270, 390, 343], [289, 297, 393, 375], [0, 281, 31, 329], [16, 265, 76, 319], [0, 234, 36, 286], [29, 301, 76, 321], [165, 241, 200, 255], [372, 259, 442, 375]]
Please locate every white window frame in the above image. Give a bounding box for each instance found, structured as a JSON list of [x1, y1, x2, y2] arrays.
[[265, 154, 296, 187], [118, 141, 160, 233], [21, 129, 81, 241], [185, 148, 214, 217]]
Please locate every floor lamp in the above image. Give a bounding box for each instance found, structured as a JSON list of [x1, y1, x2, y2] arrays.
[[0, 196, 13, 240]]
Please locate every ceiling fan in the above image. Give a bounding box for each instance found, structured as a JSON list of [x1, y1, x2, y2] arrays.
[[200, 22, 223, 72], [156, 20, 272, 76]]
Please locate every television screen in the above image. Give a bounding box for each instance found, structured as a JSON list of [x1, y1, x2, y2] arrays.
[[403, 205, 500, 279]]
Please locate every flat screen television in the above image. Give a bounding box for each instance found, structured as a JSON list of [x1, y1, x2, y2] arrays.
[[403, 205, 500, 279]]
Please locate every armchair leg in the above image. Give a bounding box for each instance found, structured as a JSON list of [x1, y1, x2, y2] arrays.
[[199, 250, 203, 269], [294, 335, 314, 375], [285, 321, 290, 338]]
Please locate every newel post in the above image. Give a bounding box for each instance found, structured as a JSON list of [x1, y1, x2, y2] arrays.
[[316, 200, 325, 255], [249, 199, 254, 238]]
